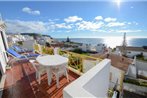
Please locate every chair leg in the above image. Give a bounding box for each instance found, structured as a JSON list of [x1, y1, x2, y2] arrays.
[[36, 73, 38, 79], [65, 70, 69, 82], [56, 74, 60, 88], [38, 73, 41, 84]]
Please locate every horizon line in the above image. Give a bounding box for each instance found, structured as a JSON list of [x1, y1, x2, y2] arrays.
[[54, 36, 147, 39], [0, 0, 147, 2]]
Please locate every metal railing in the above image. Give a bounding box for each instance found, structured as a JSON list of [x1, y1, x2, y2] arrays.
[[34, 43, 102, 74], [59, 50, 102, 73]]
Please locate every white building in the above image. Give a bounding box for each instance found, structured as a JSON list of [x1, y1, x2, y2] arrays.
[[95, 44, 106, 53], [114, 47, 122, 56], [0, 19, 9, 97], [117, 46, 147, 58], [7, 34, 34, 45], [21, 40, 35, 51], [80, 44, 91, 52], [0, 20, 8, 73]]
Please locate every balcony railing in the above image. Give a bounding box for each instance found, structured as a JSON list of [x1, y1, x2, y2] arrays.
[[33, 43, 102, 74]]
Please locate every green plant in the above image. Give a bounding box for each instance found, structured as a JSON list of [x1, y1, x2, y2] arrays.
[[108, 88, 114, 97], [124, 78, 147, 87], [112, 48, 116, 52], [68, 54, 83, 72], [17, 41, 23, 46]]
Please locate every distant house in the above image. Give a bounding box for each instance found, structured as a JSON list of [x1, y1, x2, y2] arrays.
[[7, 33, 33, 45], [79, 44, 91, 52], [113, 47, 122, 56], [95, 44, 106, 53], [116, 46, 147, 58]]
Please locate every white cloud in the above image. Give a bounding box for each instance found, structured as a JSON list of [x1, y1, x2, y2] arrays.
[[95, 16, 103, 21], [5, 19, 73, 33], [76, 21, 104, 31], [55, 23, 72, 29], [117, 29, 142, 33], [64, 16, 82, 23], [5, 15, 139, 35], [128, 22, 131, 25], [22, 7, 40, 15], [6, 19, 48, 33], [107, 22, 125, 27], [104, 17, 117, 22]]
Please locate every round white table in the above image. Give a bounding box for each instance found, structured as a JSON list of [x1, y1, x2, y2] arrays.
[[36, 54, 68, 85]]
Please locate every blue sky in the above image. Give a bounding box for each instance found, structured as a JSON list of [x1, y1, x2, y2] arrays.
[[0, 1, 147, 38]]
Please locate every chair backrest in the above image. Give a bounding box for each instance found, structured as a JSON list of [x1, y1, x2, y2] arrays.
[[51, 63, 67, 73], [29, 60, 44, 71], [29, 60, 37, 71], [7, 48, 21, 57], [12, 46, 22, 52], [54, 47, 59, 55]]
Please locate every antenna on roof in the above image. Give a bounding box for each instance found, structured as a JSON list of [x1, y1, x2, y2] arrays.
[[122, 32, 127, 56]]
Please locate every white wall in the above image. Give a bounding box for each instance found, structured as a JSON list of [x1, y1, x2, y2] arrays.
[[127, 51, 141, 58], [124, 83, 147, 95], [22, 40, 35, 51], [136, 60, 147, 71], [110, 66, 124, 90], [95, 44, 105, 53], [63, 59, 111, 98], [80, 44, 91, 52], [83, 60, 99, 73], [0, 22, 8, 73], [0, 38, 7, 73], [143, 52, 147, 58], [126, 60, 147, 78], [126, 64, 137, 78]]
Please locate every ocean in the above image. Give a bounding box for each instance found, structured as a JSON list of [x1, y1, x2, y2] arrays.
[[57, 38, 147, 48]]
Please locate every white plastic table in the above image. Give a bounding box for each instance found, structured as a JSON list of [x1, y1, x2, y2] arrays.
[[36, 54, 68, 85]]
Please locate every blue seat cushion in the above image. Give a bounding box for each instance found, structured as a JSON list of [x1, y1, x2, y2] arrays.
[[27, 53, 40, 58], [7, 48, 21, 57]]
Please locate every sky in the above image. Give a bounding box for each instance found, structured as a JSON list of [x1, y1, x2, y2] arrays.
[[0, 0, 147, 38]]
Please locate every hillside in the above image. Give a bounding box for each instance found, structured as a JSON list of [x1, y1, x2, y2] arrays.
[[21, 33, 52, 38]]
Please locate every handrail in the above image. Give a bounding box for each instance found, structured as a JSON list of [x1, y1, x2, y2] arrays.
[[59, 50, 102, 61], [34, 43, 103, 73]]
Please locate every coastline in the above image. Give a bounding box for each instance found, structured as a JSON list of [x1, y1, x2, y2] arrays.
[[57, 38, 147, 48]]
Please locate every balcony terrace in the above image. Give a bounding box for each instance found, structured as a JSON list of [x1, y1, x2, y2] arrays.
[[2, 61, 79, 98], [1, 43, 123, 98]]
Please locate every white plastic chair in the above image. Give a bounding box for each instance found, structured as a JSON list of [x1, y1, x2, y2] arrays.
[[29, 60, 46, 84], [54, 47, 59, 55], [51, 63, 69, 88]]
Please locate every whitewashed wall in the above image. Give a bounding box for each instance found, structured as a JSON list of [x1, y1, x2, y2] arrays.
[[126, 51, 141, 58], [95, 44, 105, 53], [136, 60, 147, 71], [63, 59, 111, 98], [22, 40, 35, 51], [110, 66, 124, 90], [126, 64, 137, 78], [143, 52, 147, 58], [0, 23, 8, 73], [0, 37, 7, 73]]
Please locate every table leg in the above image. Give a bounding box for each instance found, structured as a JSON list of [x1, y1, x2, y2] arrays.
[[47, 67, 52, 85]]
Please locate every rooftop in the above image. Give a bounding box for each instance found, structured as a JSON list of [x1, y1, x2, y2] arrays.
[[2, 61, 79, 98], [117, 46, 147, 52], [90, 53, 132, 72]]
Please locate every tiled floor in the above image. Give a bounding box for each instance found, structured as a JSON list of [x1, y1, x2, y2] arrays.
[[2, 61, 79, 98]]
